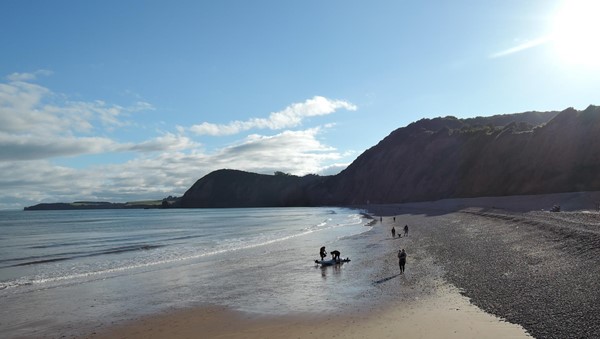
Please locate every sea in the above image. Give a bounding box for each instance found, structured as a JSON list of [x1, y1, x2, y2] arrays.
[[0, 207, 380, 337]]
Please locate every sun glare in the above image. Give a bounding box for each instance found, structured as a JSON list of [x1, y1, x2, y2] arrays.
[[552, 0, 600, 67]]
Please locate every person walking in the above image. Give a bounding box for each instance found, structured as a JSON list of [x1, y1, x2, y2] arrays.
[[398, 249, 407, 273], [391, 226, 396, 238], [403, 224, 409, 237]]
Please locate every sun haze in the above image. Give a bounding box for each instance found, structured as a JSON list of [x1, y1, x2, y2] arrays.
[[551, 0, 600, 68]]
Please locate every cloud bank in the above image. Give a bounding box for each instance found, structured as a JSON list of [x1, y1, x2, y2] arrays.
[[0, 72, 357, 209]]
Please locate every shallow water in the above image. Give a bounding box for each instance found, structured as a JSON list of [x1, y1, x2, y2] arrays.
[[0, 207, 379, 337]]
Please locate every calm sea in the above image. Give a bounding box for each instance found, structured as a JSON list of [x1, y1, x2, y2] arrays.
[[0, 207, 378, 337]]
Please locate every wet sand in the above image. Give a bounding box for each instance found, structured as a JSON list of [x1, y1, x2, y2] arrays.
[[94, 288, 530, 339]]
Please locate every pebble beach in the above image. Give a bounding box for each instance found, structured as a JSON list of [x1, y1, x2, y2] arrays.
[[364, 192, 600, 339]]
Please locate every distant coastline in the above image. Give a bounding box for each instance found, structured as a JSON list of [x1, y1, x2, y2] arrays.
[[24, 199, 177, 211]]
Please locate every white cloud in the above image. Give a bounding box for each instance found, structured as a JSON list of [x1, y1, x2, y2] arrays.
[[6, 70, 53, 82], [318, 162, 352, 176], [0, 72, 167, 161], [129, 101, 155, 112], [211, 128, 342, 175], [7, 72, 37, 82], [124, 133, 199, 153], [0, 130, 199, 161], [190, 96, 357, 136], [0, 81, 55, 133], [489, 36, 551, 59], [0, 75, 155, 136], [0, 133, 118, 160]]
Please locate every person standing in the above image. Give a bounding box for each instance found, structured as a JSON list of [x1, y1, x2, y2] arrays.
[[404, 224, 409, 237], [319, 246, 327, 261], [391, 226, 396, 238], [398, 249, 407, 273]]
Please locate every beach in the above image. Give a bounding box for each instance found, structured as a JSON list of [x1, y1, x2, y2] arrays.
[[94, 192, 600, 339], [94, 286, 530, 339], [4, 193, 599, 338]]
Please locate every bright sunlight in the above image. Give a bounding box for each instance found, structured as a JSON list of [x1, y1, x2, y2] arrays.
[[552, 0, 600, 67]]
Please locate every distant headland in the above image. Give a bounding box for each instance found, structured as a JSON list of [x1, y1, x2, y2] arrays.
[[24, 197, 179, 211]]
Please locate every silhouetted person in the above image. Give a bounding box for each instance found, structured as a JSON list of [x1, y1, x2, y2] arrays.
[[398, 249, 407, 273], [330, 250, 341, 261], [319, 246, 327, 261], [404, 224, 409, 236], [391, 227, 396, 238]]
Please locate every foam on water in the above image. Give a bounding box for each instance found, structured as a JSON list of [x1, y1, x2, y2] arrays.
[[0, 208, 368, 293]]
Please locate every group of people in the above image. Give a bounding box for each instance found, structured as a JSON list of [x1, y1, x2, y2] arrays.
[[319, 246, 341, 261], [391, 224, 409, 238], [318, 220, 410, 273], [391, 222, 409, 273]]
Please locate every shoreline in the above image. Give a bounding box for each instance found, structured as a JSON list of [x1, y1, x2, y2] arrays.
[[92, 208, 533, 339]]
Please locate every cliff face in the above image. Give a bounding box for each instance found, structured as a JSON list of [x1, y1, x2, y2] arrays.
[[179, 106, 600, 207]]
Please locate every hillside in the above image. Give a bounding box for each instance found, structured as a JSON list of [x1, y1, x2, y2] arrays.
[[178, 170, 325, 208], [179, 106, 600, 208]]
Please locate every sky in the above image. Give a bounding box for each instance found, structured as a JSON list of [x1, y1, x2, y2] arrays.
[[1, 0, 600, 209]]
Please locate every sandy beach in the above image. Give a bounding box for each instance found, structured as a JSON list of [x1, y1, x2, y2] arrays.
[[94, 286, 530, 339], [89, 192, 600, 338]]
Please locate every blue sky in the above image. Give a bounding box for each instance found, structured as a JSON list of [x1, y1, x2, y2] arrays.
[[1, 0, 599, 209]]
